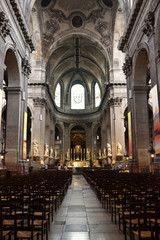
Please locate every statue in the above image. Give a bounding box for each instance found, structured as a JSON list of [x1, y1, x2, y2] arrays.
[[50, 147, 53, 158], [44, 143, 49, 156], [98, 149, 102, 158], [33, 139, 39, 156], [117, 142, 122, 156], [107, 143, 112, 156], [103, 147, 106, 157]]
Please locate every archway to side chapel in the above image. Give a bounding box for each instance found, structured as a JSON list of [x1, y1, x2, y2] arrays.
[[3, 49, 21, 168], [132, 48, 151, 169]]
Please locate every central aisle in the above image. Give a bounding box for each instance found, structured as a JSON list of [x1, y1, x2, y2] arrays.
[[49, 174, 124, 240]]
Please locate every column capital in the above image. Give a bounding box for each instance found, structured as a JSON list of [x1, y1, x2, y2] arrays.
[[108, 97, 123, 106], [33, 97, 47, 107], [122, 54, 132, 77], [22, 57, 31, 78]]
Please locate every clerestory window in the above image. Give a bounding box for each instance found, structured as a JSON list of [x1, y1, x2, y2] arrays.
[[55, 83, 61, 107], [95, 83, 101, 107], [71, 84, 85, 109]]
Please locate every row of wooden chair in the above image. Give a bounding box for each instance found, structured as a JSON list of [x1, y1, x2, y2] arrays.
[[0, 170, 72, 239], [83, 170, 160, 240]]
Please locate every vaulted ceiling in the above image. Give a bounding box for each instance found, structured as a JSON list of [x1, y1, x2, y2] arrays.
[[30, 0, 124, 111]]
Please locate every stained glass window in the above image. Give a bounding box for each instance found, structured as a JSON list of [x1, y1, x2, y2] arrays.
[[95, 83, 101, 107], [55, 83, 61, 107], [71, 84, 85, 109]]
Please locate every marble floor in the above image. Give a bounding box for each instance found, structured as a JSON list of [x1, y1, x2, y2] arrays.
[[48, 174, 124, 240]]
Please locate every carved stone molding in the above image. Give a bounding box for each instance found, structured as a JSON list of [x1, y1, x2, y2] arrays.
[[96, 21, 107, 36], [85, 122, 92, 128], [9, 0, 35, 52], [108, 97, 123, 106], [43, 19, 60, 46], [122, 55, 132, 77], [63, 122, 70, 127], [142, 11, 154, 37], [118, 0, 144, 52], [0, 11, 11, 38], [22, 57, 31, 78], [33, 97, 47, 107]]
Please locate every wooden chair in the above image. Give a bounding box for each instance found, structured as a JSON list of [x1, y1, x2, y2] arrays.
[[14, 213, 39, 240], [131, 212, 159, 240], [0, 213, 11, 240], [29, 204, 48, 240]]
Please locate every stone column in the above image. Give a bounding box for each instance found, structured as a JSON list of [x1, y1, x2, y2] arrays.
[[5, 87, 22, 167], [132, 86, 150, 166], [86, 122, 92, 159], [109, 97, 124, 162], [63, 122, 70, 162], [32, 98, 46, 161]]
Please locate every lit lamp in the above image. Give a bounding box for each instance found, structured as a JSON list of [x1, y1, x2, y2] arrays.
[[151, 153, 155, 163]]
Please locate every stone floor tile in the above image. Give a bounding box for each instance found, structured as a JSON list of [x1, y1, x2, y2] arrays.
[[48, 175, 125, 240]]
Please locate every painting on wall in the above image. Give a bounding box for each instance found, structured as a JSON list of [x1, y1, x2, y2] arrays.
[[23, 112, 27, 159], [151, 84, 160, 154], [128, 111, 132, 158]]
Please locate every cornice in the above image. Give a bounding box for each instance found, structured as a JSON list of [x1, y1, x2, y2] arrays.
[[118, 0, 144, 52], [9, 0, 35, 52]]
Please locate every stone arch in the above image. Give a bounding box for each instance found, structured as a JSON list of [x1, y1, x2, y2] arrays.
[[3, 48, 22, 167], [4, 49, 21, 87], [132, 48, 151, 168]]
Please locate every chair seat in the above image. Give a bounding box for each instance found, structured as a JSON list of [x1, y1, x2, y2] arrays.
[[0, 230, 10, 237], [17, 230, 39, 238], [132, 230, 154, 238], [31, 219, 48, 225], [125, 218, 144, 224], [3, 219, 21, 225]]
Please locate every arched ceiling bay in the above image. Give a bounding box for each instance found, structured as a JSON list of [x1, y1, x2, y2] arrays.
[[30, 0, 125, 112]]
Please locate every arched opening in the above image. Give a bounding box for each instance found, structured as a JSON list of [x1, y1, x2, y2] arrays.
[[132, 49, 151, 167], [3, 49, 21, 167], [71, 84, 85, 109], [55, 83, 61, 107], [70, 126, 86, 162], [95, 82, 101, 107]]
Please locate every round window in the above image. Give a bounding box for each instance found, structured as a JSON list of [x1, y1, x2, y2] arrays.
[[41, 0, 52, 7], [72, 16, 83, 28], [102, 0, 113, 8]]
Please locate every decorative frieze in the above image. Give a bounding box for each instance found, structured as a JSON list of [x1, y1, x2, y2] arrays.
[[122, 55, 132, 77], [108, 97, 123, 106], [142, 11, 154, 37], [22, 57, 31, 78], [33, 97, 47, 107], [0, 11, 11, 38]]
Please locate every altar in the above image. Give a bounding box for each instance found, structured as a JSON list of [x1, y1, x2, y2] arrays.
[[67, 161, 90, 168]]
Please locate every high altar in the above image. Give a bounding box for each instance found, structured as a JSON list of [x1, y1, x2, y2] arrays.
[[67, 161, 90, 167]]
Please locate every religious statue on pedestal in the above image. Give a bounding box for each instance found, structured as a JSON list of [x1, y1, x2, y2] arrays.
[[44, 143, 49, 156], [103, 147, 106, 157], [33, 139, 39, 156], [49, 147, 53, 158], [98, 149, 102, 158], [117, 142, 122, 156], [107, 143, 112, 156]]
